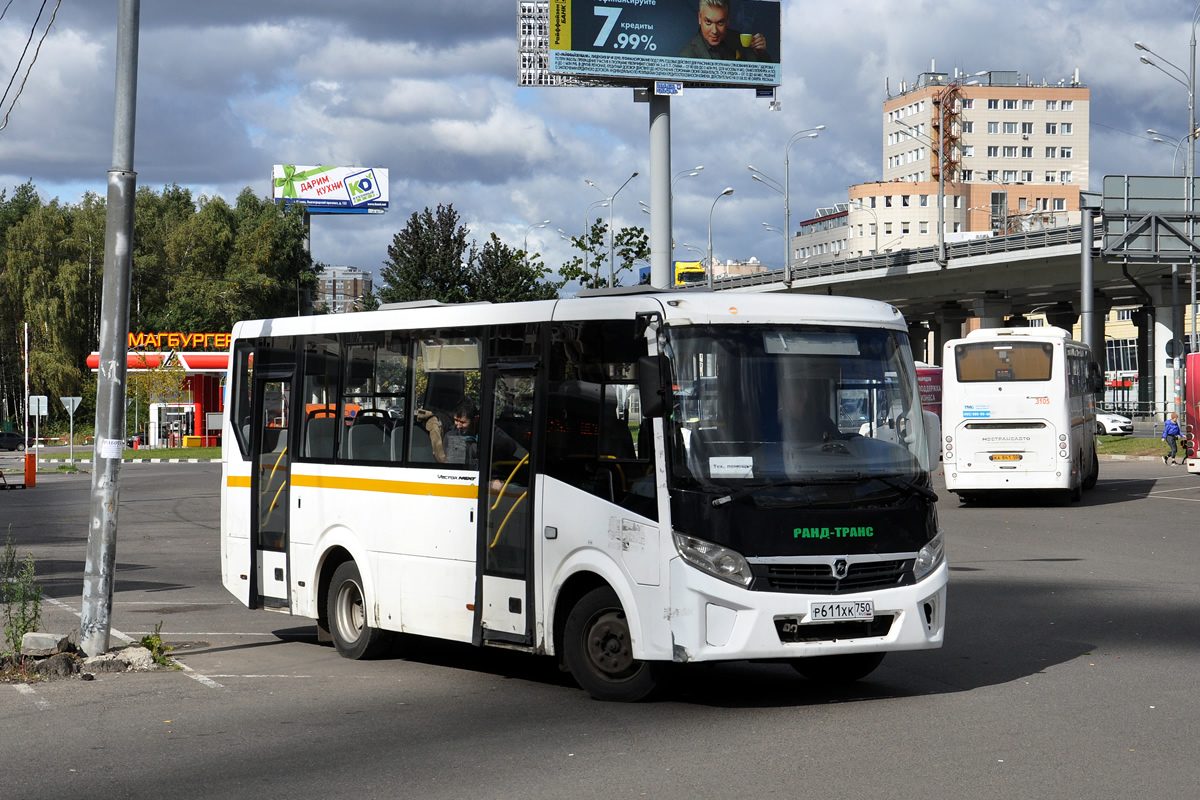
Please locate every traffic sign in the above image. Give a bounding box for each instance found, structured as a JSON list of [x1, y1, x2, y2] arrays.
[[654, 81, 682, 96], [28, 395, 48, 416], [61, 396, 82, 415]]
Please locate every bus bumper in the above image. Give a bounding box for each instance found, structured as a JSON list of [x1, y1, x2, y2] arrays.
[[666, 557, 947, 663]]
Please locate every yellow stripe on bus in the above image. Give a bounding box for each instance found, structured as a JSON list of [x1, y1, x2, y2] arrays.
[[227, 475, 252, 488], [291, 473, 478, 499]]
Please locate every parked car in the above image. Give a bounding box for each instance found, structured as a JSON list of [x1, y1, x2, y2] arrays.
[[0, 431, 27, 451], [1096, 412, 1133, 436]]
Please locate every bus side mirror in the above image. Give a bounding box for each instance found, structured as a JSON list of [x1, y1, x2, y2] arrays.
[[638, 355, 665, 418]]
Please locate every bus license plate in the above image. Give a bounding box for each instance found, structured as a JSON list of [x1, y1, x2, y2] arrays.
[[990, 453, 1022, 461], [808, 600, 874, 622]]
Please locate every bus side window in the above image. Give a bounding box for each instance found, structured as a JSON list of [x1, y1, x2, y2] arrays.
[[299, 337, 341, 461], [547, 320, 657, 520]]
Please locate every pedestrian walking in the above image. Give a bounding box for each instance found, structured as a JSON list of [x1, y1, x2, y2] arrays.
[[1162, 412, 1181, 465]]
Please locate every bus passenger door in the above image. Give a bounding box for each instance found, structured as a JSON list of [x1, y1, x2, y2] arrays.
[[250, 372, 293, 610], [477, 369, 538, 645]]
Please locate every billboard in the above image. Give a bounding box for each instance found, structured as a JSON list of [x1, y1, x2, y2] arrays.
[[547, 0, 781, 88], [272, 165, 389, 214]]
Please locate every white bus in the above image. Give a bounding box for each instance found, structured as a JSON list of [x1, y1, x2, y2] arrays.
[[942, 326, 1102, 502], [220, 291, 947, 700]]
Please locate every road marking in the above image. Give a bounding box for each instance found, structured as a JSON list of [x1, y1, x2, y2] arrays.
[[174, 661, 225, 690], [13, 683, 50, 710], [203, 674, 312, 679], [42, 596, 134, 643]]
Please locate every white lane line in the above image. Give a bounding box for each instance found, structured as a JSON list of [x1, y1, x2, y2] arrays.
[[203, 675, 312, 679], [41, 596, 226, 690], [13, 683, 50, 710]]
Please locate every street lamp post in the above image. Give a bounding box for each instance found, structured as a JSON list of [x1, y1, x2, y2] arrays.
[[748, 166, 785, 267], [1138, 4, 1200, 372], [581, 200, 608, 284], [524, 219, 550, 252], [585, 171, 640, 288], [707, 187, 735, 290], [783, 126, 824, 272]]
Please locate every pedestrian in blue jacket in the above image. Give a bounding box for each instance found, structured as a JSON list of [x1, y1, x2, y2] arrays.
[[1162, 412, 1181, 465]]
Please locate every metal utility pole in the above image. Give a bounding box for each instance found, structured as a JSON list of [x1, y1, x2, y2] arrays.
[[81, 0, 140, 657]]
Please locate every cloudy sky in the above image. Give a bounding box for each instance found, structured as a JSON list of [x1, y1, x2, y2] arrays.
[[0, 0, 1196, 289]]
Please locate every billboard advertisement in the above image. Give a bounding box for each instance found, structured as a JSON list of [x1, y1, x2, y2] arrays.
[[548, 0, 781, 88], [272, 165, 389, 214]]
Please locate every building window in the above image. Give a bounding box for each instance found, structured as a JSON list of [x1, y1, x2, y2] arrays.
[[954, 196, 963, 208], [988, 99, 1000, 109], [1018, 197, 1028, 211], [962, 145, 974, 157], [902, 195, 911, 206], [988, 121, 1000, 134], [961, 98, 974, 110], [1060, 146, 1072, 158], [988, 170, 1000, 181], [884, 222, 893, 235], [987, 145, 999, 157], [1045, 171, 1057, 183], [1061, 100, 1073, 111], [1003, 170, 1018, 182], [1046, 100, 1058, 111], [1021, 122, 1034, 135], [884, 196, 893, 207], [870, 223, 877, 235], [961, 121, 974, 134], [1021, 146, 1033, 158], [869, 197, 876, 208], [1022, 99, 1034, 110], [1117, 308, 1133, 321], [961, 169, 974, 181], [1021, 171, 1033, 182], [1053, 197, 1066, 211], [901, 222, 910, 234], [1045, 147, 1057, 158], [1060, 171, 1073, 183], [1046, 122, 1058, 135], [919, 221, 929, 234], [1004, 122, 1018, 134], [1003, 99, 1017, 110], [919, 194, 929, 206], [1003, 146, 1018, 158], [1061, 122, 1073, 135], [953, 222, 962, 232]]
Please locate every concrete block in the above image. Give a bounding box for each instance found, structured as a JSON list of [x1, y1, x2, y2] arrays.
[[21, 631, 71, 657]]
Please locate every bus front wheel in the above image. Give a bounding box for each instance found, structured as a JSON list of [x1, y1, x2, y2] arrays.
[[563, 586, 659, 702], [791, 652, 886, 684], [327, 561, 389, 660]]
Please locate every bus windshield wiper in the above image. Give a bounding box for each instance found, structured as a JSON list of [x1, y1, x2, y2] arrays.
[[867, 474, 938, 502]]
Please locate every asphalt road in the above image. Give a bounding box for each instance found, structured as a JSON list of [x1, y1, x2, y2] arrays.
[[2, 460, 1198, 799]]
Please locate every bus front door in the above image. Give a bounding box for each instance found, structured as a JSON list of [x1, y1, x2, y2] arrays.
[[250, 372, 292, 610], [477, 369, 538, 645]]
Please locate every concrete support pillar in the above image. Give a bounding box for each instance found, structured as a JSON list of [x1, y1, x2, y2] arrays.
[[1132, 308, 1155, 410], [1072, 293, 1111, 366], [933, 304, 968, 366], [972, 294, 1012, 329], [907, 320, 931, 364]]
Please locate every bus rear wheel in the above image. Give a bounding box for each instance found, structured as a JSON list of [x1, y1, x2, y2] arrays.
[[563, 586, 659, 702], [791, 652, 886, 684], [327, 561, 389, 660]]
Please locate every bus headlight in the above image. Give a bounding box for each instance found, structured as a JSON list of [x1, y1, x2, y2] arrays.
[[673, 532, 753, 587], [913, 529, 945, 582]]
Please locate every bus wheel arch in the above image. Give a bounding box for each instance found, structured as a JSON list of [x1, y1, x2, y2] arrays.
[[326, 557, 390, 660], [559, 581, 659, 702], [316, 546, 354, 644]]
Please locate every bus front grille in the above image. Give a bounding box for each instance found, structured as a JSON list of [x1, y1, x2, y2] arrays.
[[754, 559, 914, 594]]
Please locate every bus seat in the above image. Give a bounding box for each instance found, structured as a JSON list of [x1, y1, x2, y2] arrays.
[[346, 414, 391, 462], [305, 416, 337, 459]]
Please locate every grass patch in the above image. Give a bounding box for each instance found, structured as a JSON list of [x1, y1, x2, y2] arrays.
[[1096, 436, 1171, 457], [123, 446, 221, 460]]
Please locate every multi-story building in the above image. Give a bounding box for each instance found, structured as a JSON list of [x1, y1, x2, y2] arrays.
[[794, 67, 1089, 263], [316, 265, 373, 314]]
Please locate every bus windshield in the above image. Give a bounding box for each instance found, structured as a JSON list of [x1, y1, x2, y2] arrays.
[[664, 324, 930, 488], [953, 340, 1053, 382]]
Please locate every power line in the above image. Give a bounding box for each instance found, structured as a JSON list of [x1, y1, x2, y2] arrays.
[[0, 0, 62, 133]]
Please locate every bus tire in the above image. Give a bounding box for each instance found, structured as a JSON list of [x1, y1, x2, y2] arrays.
[[1082, 450, 1099, 491], [791, 652, 886, 684], [563, 586, 658, 702], [327, 561, 389, 660]]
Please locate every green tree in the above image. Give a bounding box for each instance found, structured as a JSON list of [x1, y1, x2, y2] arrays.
[[378, 204, 472, 304], [0, 182, 43, 431], [467, 233, 561, 303], [558, 220, 650, 291]]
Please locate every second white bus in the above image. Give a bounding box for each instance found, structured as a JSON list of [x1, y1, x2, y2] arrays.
[[942, 326, 1102, 502]]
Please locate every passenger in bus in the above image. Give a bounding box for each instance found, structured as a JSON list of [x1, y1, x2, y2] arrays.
[[420, 399, 524, 469]]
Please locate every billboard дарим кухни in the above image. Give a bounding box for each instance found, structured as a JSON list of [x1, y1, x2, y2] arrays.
[[549, 0, 780, 88], [272, 165, 389, 214]]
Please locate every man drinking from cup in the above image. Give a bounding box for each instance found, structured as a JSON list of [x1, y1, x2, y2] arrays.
[[678, 0, 771, 61]]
